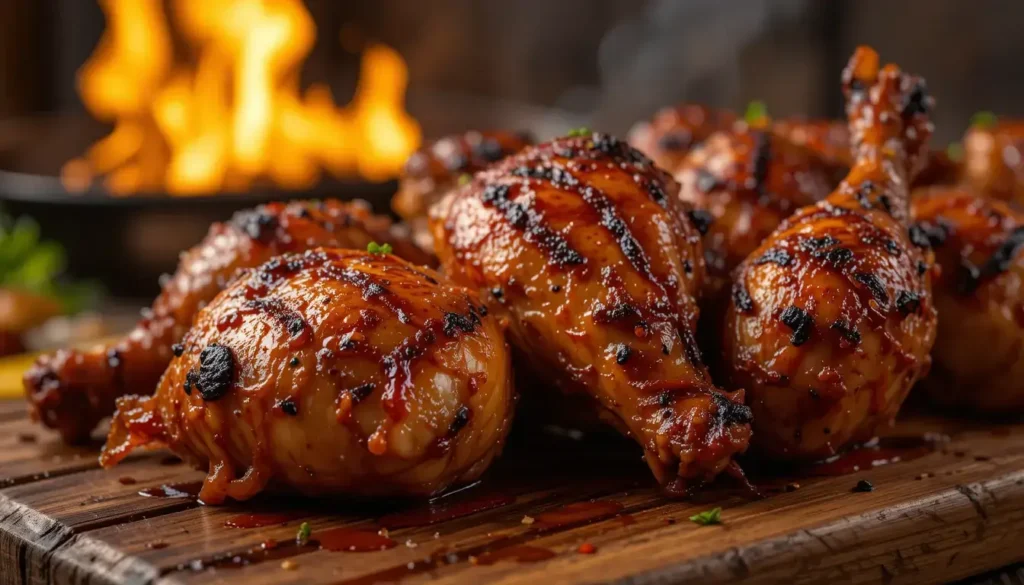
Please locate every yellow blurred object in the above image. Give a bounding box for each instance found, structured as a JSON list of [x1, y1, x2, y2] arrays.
[[0, 335, 122, 400], [0, 351, 39, 400], [64, 0, 421, 195], [0, 289, 61, 333]]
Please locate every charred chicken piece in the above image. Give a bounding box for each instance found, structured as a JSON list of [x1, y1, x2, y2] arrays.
[[911, 188, 1024, 413], [628, 104, 737, 172], [431, 132, 752, 487], [393, 131, 534, 252], [101, 249, 513, 504], [26, 200, 432, 444], [675, 126, 845, 298], [722, 47, 938, 460], [962, 118, 1024, 204]]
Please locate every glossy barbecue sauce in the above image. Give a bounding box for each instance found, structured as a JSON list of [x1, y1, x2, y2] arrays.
[[138, 481, 203, 499]]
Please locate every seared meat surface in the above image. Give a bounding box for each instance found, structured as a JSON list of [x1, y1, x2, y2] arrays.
[[911, 188, 1024, 413], [431, 132, 751, 487], [721, 47, 938, 460], [101, 249, 514, 504], [628, 104, 737, 173], [393, 131, 533, 252], [26, 200, 431, 443]]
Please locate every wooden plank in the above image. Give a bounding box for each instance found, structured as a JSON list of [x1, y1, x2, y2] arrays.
[[1, 404, 1024, 585]]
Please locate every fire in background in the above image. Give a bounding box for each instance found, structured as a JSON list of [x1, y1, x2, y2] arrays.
[[62, 0, 421, 196]]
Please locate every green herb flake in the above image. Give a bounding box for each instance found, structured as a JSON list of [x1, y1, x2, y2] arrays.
[[946, 142, 964, 162], [971, 111, 998, 129], [296, 522, 312, 545], [367, 242, 393, 255], [689, 507, 722, 526], [567, 127, 591, 138], [744, 101, 769, 126], [458, 174, 471, 185]]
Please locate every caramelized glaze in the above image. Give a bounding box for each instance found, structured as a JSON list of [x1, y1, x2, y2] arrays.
[[25, 200, 432, 444], [628, 104, 737, 171], [911, 188, 1024, 412], [432, 132, 751, 487], [100, 250, 515, 504], [722, 47, 938, 460]]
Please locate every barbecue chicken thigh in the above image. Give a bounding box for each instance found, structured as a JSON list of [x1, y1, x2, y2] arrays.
[[628, 104, 737, 173], [393, 131, 533, 252], [721, 47, 938, 460], [962, 118, 1024, 204], [674, 125, 845, 298], [101, 249, 513, 504], [431, 132, 752, 487], [26, 200, 432, 444], [911, 188, 1024, 413]]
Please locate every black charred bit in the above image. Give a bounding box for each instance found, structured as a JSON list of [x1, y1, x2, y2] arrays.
[[779, 306, 814, 347], [349, 383, 376, 403], [712, 392, 754, 425], [750, 131, 772, 195], [233, 210, 279, 244], [443, 312, 478, 337], [853, 479, 875, 493], [732, 282, 754, 313], [755, 248, 792, 267], [801, 235, 840, 251], [615, 344, 633, 365], [448, 405, 472, 435], [278, 398, 299, 416], [287, 316, 307, 337], [895, 290, 921, 315], [696, 169, 720, 194], [171, 343, 184, 358], [687, 209, 714, 236], [830, 319, 862, 345], [854, 272, 889, 306], [195, 344, 235, 401]]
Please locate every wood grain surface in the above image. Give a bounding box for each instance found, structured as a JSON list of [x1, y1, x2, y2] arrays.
[[1, 398, 1023, 585]]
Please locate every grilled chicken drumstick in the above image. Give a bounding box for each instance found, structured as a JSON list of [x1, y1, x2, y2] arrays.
[[674, 124, 845, 297], [393, 131, 534, 252], [26, 200, 432, 443], [101, 249, 513, 504], [911, 188, 1024, 413], [431, 132, 752, 487], [721, 47, 938, 460]]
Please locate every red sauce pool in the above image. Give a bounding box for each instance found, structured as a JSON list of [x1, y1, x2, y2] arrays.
[[118, 476, 137, 485], [317, 528, 397, 552], [379, 494, 515, 529], [475, 545, 556, 565], [807, 436, 939, 476], [224, 512, 304, 529], [138, 481, 203, 499], [536, 501, 624, 528]]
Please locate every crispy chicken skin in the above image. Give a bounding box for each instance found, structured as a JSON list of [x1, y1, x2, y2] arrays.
[[963, 120, 1024, 204], [101, 249, 513, 504], [393, 131, 534, 252], [26, 200, 431, 444], [675, 126, 845, 297], [911, 188, 1024, 413], [430, 132, 752, 486], [721, 47, 938, 460], [628, 104, 737, 173]]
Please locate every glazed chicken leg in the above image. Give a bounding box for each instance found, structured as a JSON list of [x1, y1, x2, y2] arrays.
[[101, 249, 514, 504], [25, 200, 432, 443], [962, 118, 1024, 204], [911, 188, 1024, 413], [392, 131, 534, 252], [628, 104, 737, 173], [721, 47, 938, 460], [431, 132, 752, 487]]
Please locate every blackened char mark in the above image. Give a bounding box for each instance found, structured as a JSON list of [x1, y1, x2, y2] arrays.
[[732, 281, 754, 314], [232, 209, 279, 244], [193, 344, 235, 401], [854, 271, 890, 307], [830, 319, 862, 345], [779, 306, 814, 346], [755, 248, 792, 267], [479, 183, 585, 267], [316, 264, 414, 324], [711, 392, 753, 425], [750, 131, 772, 196], [687, 209, 713, 236], [957, 226, 1024, 295]]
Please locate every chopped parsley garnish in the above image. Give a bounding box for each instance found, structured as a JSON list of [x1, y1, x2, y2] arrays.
[[296, 522, 311, 545], [567, 127, 591, 138], [971, 111, 998, 129], [689, 507, 722, 526], [367, 242, 393, 255], [458, 173, 471, 185], [946, 142, 964, 162], [744, 100, 769, 126]]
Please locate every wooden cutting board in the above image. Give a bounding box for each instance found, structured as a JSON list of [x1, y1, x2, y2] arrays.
[[1, 398, 1023, 585]]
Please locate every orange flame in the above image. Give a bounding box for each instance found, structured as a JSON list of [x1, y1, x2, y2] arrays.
[[64, 0, 421, 196]]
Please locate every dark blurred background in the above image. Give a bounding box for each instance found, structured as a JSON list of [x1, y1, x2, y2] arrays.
[[3, 0, 1023, 144]]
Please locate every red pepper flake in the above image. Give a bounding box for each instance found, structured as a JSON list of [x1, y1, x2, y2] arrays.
[[577, 543, 597, 555]]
